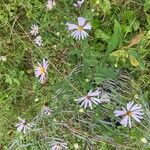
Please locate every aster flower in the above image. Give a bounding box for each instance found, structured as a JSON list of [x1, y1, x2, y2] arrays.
[[49, 141, 68, 150], [73, 0, 84, 8], [15, 117, 32, 134], [34, 36, 43, 47], [30, 24, 39, 37], [46, 0, 56, 10], [35, 59, 48, 83], [76, 89, 102, 109], [114, 101, 144, 128], [41, 105, 52, 116], [66, 17, 92, 40]]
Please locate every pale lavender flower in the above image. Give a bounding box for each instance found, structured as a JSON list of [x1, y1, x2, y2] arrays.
[[114, 101, 144, 128], [66, 17, 92, 40], [76, 89, 102, 109], [34, 36, 43, 47], [41, 105, 52, 116], [15, 117, 32, 134], [35, 59, 48, 83], [73, 0, 84, 8], [49, 141, 68, 150], [46, 0, 56, 10], [30, 24, 39, 37]]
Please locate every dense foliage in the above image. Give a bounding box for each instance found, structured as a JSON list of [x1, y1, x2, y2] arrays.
[[0, 0, 150, 149]]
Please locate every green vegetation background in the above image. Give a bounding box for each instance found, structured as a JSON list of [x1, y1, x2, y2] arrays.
[[0, 0, 150, 149]]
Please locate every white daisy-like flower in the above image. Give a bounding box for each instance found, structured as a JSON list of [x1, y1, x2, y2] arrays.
[[46, 0, 56, 10], [73, 0, 84, 8], [30, 24, 39, 37], [41, 105, 52, 116], [49, 141, 68, 150], [0, 56, 7, 61], [66, 17, 92, 40], [15, 117, 32, 134], [34, 36, 43, 47], [35, 58, 48, 83], [114, 101, 144, 128], [76, 89, 102, 109]]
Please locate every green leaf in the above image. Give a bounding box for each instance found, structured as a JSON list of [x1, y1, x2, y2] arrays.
[[144, 0, 150, 12], [133, 20, 140, 31], [94, 66, 117, 84], [94, 29, 110, 42], [107, 20, 122, 54], [99, 0, 111, 13]]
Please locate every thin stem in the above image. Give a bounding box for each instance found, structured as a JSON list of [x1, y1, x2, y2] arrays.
[[16, 21, 83, 96]]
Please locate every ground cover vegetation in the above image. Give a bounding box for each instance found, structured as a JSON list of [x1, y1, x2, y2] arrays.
[[0, 0, 150, 149]]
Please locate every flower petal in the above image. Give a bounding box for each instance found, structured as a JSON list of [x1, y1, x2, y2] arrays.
[[83, 23, 92, 30], [127, 101, 134, 111], [88, 89, 100, 97], [114, 110, 126, 117], [120, 115, 129, 127], [132, 114, 142, 122], [78, 17, 86, 26], [66, 23, 78, 30]]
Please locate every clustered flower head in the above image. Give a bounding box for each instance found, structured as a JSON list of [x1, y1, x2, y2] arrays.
[[49, 141, 68, 150], [30, 24, 39, 37], [15, 117, 33, 134], [73, 0, 84, 8], [30, 24, 43, 47], [114, 101, 144, 128], [76, 89, 106, 109], [46, 0, 56, 10], [41, 105, 52, 116], [34, 35, 43, 47], [66, 17, 92, 40], [99, 91, 111, 103], [35, 58, 48, 83]]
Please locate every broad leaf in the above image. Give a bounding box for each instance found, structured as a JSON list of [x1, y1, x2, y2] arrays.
[[107, 20, 122, 54], [95, 29, 110, 42]]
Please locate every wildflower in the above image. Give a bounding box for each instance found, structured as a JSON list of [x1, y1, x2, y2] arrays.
[[0, 56, 7, 61], [30, 24, 39, 37], [76, 89, 102, 109], [35, 58, 48, 83], [15, 117, 32, 134], [66, 17, 92, 40], [73, 0, 84, 8], [99, 92, 111, 103], [49, 141, 68, 150], [34, 36, 43, 47], [41, 105, 52, 116], [46, 0, 56, 10], [114, 101, 144, 128]]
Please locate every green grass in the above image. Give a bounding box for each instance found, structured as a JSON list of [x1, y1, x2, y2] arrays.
[[0, 0, 150, 149]]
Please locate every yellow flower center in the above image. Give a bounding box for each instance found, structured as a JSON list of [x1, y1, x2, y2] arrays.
[[40, 67, 45, 74], [23, 121, 27, 125], [77, 26, 83, 31], [86, 96, 91, 100], [126, 111, 132, 117], [56, 144, 61, 148]]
